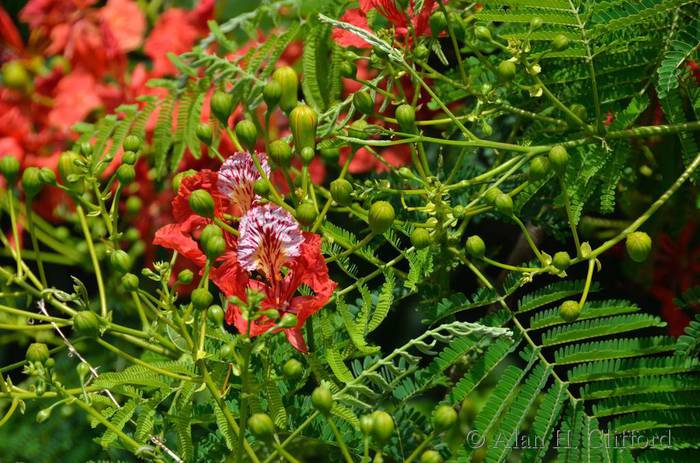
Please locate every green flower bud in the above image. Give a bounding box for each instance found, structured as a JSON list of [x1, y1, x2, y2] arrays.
[[432, 405, 458, 432], [474, 25, 492, 41], [368, 201, 395, 234], [551, 34, 570, 51], [248, 413, 275, 441], [26, 343, 50, 365], [353, 92, 374, 116], [122, 150, 138, 165], [497, 61, 516, 81], [116, 164, 136, 185], [253, 178, 269, 196], [626, 231, 652, 263], [395, 104, 416, 133], [429, 12, 447, 36], [494, 193, 514, 216], [528, 156, 550, 181], [73, 311, 100, 337], [76, 362, 90, 380], [410, 228, 432, 250], [311, 385, 334, 415], [290, 104, 317, 154], [125, 228, 141, 242], [203, 235, 226, 260], [272, 66, 298, 113], [339, 62, 356, 79], [210, 91, 234, 124], [552, 251, 571, 271], [568, 103, 588, 125], [178, 269, 194, 284], [530, 17, 543, 30], [2, 61, 29, 90], [220, 343, 235, 360], [278, 313, 298, 328], [348, 119, 369, 139], [79, 142, 93, 156], [110, 249, 132, 274], [121, 273, 139, 292], [320, 146, 340, 163], [208, 304, 224, 325], [466, 235, 486, 259], [36, 408, 52, 423], [22, 167, 44, 198], [300, 146, 315, 165], [269, 140, 292, 168], [414, 44, 430, 60], [259, 308, 280, 319], [38, 167, 56, 185], [370, 411, 395, 445], [282, 359, 303, 379], [295, 201, 317, 227], [330, 178, 353, 206], [548, 145, 569, 172], [200, 223, 223, 244], [263, 80, 282, 108], [559, 300, 580, 322], [453, 205, 465, 219], [0, 156, 20, 182], [189, 189, 215, 218], [125, 196, 142, 215], [235, 120, 258, 152], [359, 415, 374, 435], [421, 450, 442, 463], [484, 187, 503, 204], [123, 135, 142, 152], [191, 288, 214, 310], [196, 123, 213, 145], [172, 169, 196, 193]]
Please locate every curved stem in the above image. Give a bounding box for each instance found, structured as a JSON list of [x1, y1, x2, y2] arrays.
[[77, 205, 107, 317]]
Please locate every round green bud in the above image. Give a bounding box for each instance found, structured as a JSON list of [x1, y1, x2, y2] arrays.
[[414, 44, 430, 60], [548, 145, 569, 172], [370, 411, 395, 445], [263, 80, 282, 108], [235, 120, 258, 152], [110, 249, 132, 274], [171, 169, 196, 193], [552, 34, 570, 51], [178, 269, 194, 284], [203, 235, 226, 260], [569, 103, 588, 124], [196, 123, 213, 145], [0, 156, 20, 182], [76, 362, 90, 380], [530, 17, 543, 30], [269, 140, 292, 168], [429, 12, 448, 36], [360, 415, 374, 435], [474, 25, 492, 41], [282, 359, 303, 379], [330, 178, 353, 206], [22, 167, 44, 198], [125, 196, 142, 215], [494, 193, 514, 216], [353, 92, 374, 116], [279, 313, 298, 328], [123, 135, 142, 152], [626, 231, 652, 263], [339, 62, 356, 79], [552, 251, 571, 271], [200, 223, 223, 244], [253, 178, 269, 196], [295, 201, 317, 227], [26, 343, 50, 365], [497, 61, 516, 81], [38, 167, 56, 185], [432, 405, 458, 432], [466, 235, 486, 259], [122, 150, 138, 165], [311, 386, 334, 415], [485, 187, 504, 205], [348, 119, 369, 139], [453, 205, 465, 219], [116, 164, 136, 185], [320, 146, 340, 163], [559, 300, 581, 322], [421, 450, 442, 463], [2, 61, 29, 90], [79, 142, 93, 156], [410, 228, 432, 250], [36, 408, 51, 423], [58, 151, 84, 186], [73, 311, 100, 337], [368, 201, 395, 234], [300, 146, 315, 165], [528, 156, 551, 181], [208, 304, 224, 325], [189, 189, 215, 218], [395, 104, 416, 133], [121, 273, 139, 292], [220, 343, 235, 360], [210, 91, 234, 124], [248, 413, 275, 441], [191, 288, 214, 310], [272, 66, 299, 113], [290, 104, 318, 154]]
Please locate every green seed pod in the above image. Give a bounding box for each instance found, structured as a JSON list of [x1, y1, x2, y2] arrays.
[[559, 300, 581, 322], [189, 189, 215, 218], [414, 44, 430, 60], [552, 251, 571, 271], [421, 450, 442, 463], [339, 61, 356, 79], [122, 150, 138, 165], [125, 196, 142, 215], [116, 164, 136, 185], [235, 120, 258, 152], [530, 17, 543, 30], [253, 178, 269, 196], [200, 223, 223, 244], [196, 123, 213, 145], [110, 249, 132, 274], [279, 313, 298, 328], [191, 288, 214, 310], [548, 145, 569, 172], [0, 156, 20, 182], [248, 413, 275, 442], [272, 66, 298, 113], [528, 156, 551, 181], [203, 235, 226, 260], [494, 193, 514, 216], [626, 231, 652, 263], [474, 25, 492, 41], [395, 104, 416, 133], [73, 311, 100, 337], [368, 201, 395, 234], [295, 201, 317, 227], [171, 169, 197, 193], [178, 269, 194, 285], [330, 178, 353, 206], [348, 119, 369, 139], [300, 146, 315, 165], [551, 34, 570, 51], [263, 80, 282, 108], [497, 61, 516, 81], [311, 386, 334, 415], [360, 415, 374, 435], [370, 411, 395, 445], [26, 343, 50, 365], [121, 273, 139, 292], [123, 135, 142, 152], [269, 140, 292, 168], [429, 12, 448, 36], [290, 104, 317, 154], [22, 167, 44, 198], [208, 304, 224, 325], [282, 359, 303, 379], [353, 92, 374, 116], [2, 61, 29, 90], [410, 228, 432, 250], [432, 405, 458, 432], [210, 91, 234, 124], [466, 235, 486, 259]]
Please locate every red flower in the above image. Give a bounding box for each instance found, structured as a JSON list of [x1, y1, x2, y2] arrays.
[[99, 0, 146, 53]]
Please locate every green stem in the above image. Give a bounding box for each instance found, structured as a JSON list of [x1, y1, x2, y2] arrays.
[[559, 178, 582, 258], [96, 338, 195, 381], [77, 206, 107, 317], [512, 215, 544, 263], [578, 259, 595, 308], [6, 190, 22, 279], [25, 201, 47, 287], [404, 432, 435, 463], [327, 418, 355, 463]]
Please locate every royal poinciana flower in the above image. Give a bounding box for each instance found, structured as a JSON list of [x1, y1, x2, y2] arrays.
[[217, 152, 270, 215]]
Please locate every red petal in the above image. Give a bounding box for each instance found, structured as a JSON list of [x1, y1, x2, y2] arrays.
[[284, 328, 308, 353], [153, 216, 207, 267], [172, 170, 229, 222], [332, 9, 372, 49]]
